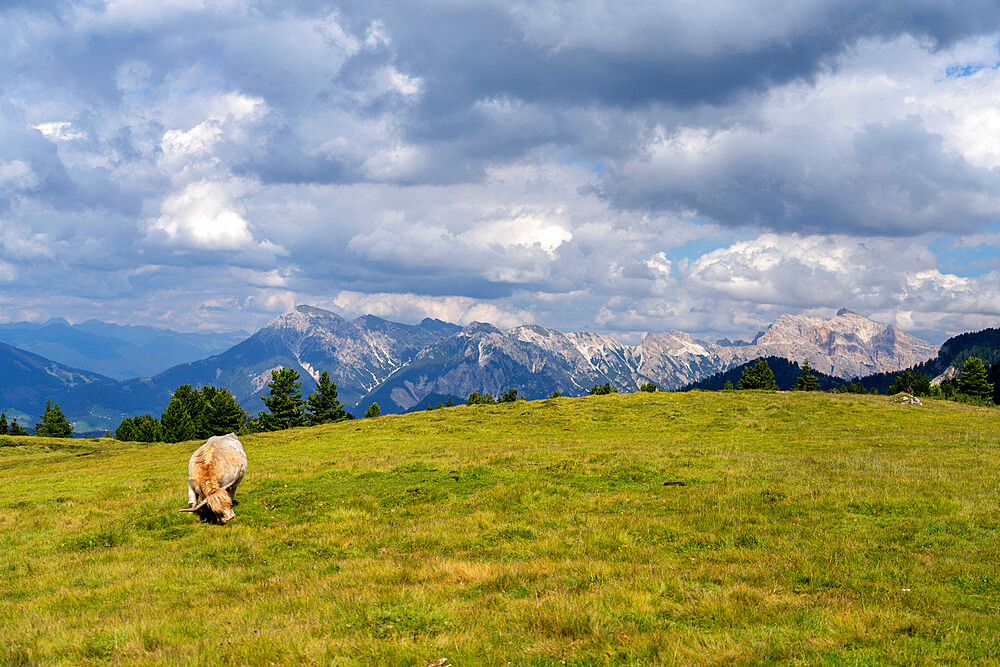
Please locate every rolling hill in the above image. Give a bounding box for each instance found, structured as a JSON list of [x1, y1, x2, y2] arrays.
[[2, 391, 999, 663]]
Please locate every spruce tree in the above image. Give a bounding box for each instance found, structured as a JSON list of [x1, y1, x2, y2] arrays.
[[132, 414, 164, 442], [115, 417, 136, 441], [306, 371, 348, 425], [792, 358, 821, 391], [364, 403, 382, 418], [169, 385, 209, 438], [0, 412, 7, 435], [723, 380, 734, 391], [8, 419, 29, 436], [499, 388, 519, 403], [957, 357, 993, 399], [160, 395, 196, 442], [35, 401, 73, 437], [889, 370, 930, 396], [206, 388, 247, 434], [738, 358, 779, 390], [258, 368, 306, 431]]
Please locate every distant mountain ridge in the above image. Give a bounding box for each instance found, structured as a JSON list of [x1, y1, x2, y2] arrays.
[[0, 318, 248, 379], [0, 305, 942, 427], [352, 308, 937, 413]]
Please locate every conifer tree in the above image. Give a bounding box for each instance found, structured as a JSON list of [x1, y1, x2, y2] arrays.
[[169, 385, 209, 437], [306, 371, 348, 425], [364, 403, 382, 418], [499, 388, 519, 403], [957, 357, 993, 399], [115, 417, 136, 441], [889, 370, 930, 396], [258, 368, 306, 431], [206, 387, 247, 434], [35, 400, 73, 437], [8, 419, 29, 436], [738, 358, 779, 390], [160, 395, 196, 442], [792, 358, 821, 391], [723, 380, 734, 391], [131, 414, 164, 442], [0, 412, 7, 435]]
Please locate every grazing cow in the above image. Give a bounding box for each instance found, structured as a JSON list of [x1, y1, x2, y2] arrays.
[[179, 433, 247, 524]]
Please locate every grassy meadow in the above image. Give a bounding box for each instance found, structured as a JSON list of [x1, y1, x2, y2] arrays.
[[1, 390, 1000, 665]]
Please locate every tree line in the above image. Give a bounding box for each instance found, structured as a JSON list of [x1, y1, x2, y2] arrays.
[[115, 368, 358, 442], [0, 367, 365, 441]]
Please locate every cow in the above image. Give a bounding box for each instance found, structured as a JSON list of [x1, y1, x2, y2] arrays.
[[179, 433, 247, 524]]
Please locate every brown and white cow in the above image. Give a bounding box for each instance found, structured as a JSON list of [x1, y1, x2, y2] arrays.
[[179, 433, 247, 524]]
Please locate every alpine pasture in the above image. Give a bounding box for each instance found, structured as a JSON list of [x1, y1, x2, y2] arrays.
[[2, 391, 999, 664]]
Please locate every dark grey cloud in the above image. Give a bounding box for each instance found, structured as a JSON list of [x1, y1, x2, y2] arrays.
[[600, 117, 1000, 235]]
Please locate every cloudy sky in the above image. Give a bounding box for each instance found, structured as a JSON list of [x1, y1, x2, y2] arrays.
[[2, 0, 1000, 342]]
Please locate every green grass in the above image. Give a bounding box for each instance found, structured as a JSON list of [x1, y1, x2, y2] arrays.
[[2, 391, 1000, 665]]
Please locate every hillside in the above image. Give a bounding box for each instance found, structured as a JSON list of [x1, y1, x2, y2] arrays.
[[680, 356, 845, 391], [851, 327, 1000, 394], [2, 392, 998, 664], [0, 341, 117, 424]]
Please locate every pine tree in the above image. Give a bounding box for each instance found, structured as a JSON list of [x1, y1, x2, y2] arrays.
[[738, 358, 779, 390], [115, 417, 136, 441], [792, 358, 821, 391], [723, 380, 734, 391], [258, 368, 306, 431], [160, 395, 196, 442], [364, 403, 382, 418], [8, 419, 29, 436], [35, 400, 73, 437], [640, 382, 657, 392], [205, 387, 247, 434], [306, 371, 348, 425], [0, 412, 7, 435], [499, 388, 519, 403], [889, 370, 930, 396], [957, 357, 993, 399], [169, 385, 210, 438], [132, 414, 164, 442], [467, 392, 482, 405]]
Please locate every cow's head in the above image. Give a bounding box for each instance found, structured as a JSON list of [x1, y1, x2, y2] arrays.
[[179, 480, 237, 524]]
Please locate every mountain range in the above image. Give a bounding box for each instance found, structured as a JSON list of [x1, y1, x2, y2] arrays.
[[0, 305, 945, 431], [0, 319, 248, 379]]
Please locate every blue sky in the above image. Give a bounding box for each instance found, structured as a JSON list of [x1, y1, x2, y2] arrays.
[[1, 1, 1000, 343]]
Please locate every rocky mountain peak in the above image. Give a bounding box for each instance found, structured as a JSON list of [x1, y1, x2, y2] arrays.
[[715, 310, 938, 377], [462, 321, 503, 336]]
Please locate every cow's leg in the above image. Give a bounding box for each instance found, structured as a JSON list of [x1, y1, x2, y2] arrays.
[[187, 483, 197, 508], [228, 478, 242, 506]]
